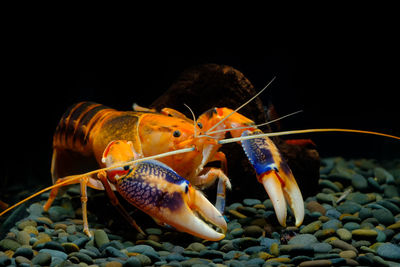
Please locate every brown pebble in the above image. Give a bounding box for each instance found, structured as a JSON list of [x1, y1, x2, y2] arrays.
[[330, 239, 358, 253], [306, 201, 326, 215], [299, 259, 332, 267], [339, 250, 357, 259], [23, 226, 38, 236], [344, 258, 360, 266], [105, 261, 122, 267], [227, 209, 247, 219], [54, 223, 68, 231]]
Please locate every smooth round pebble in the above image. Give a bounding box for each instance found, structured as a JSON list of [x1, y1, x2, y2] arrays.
[[339, 249, 357, 259], [377, 243, 400, 261], [94, 229, 110, 248], [336, 228, 352, 241], [372, 208, 395, 225], [32, 252, 52, 266]]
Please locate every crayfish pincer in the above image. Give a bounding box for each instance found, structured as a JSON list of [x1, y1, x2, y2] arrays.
[[100, 140, 228, 241]]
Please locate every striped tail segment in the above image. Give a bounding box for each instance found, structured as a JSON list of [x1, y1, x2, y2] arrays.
[[53, 102, 116, 155]]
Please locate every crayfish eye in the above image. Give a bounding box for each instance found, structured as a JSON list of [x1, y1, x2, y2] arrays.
[[197, 122, 203, 129], [123, 165, 130, 171], [173, 130, 181, 138]]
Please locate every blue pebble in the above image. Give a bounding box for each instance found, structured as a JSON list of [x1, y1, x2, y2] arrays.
[[39, 249, 67, 260], [103, 246, 127, 258], [377, 243, 400, 261], [165, 253, 186, 262], [343, 222, 361, 231], [260, 237, 279, 249], [322, 219, 342, 230], [325, 209, 341, 219], [337, 201, 362, 214]]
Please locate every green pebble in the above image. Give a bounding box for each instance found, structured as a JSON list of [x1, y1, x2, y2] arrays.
[[384, 185, 399, 198], [319, 180, 341, 192], [270, 243, 279, 256], [230, 228, 244, 237], [32, 252, 52, 266], [336, 228, 352, 241], [186, 242, 206, 252], [0, 238, 21, 251], [314, 229, 335, 239], [243, 198, 261, 206], [94, 229, 110, 248], [243, 225, 263, 237], [352, 173, 368, 191], [145, 228, 162, 235], [300, 220, 322, 234], [352, 229, 378, 240], [17, 220, 37, 230], [347, 192, 374, 205], [68, 252, 94, 265], [16, 231, 30, 246], [62, 242, 80, 253], [372, 208, 395, 225], [316, 193, 336, 204]]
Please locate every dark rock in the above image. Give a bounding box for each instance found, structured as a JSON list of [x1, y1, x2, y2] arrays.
[[337, 201, 362, 214], [32, 252, 52, 266], [352, 173, 368, 191], [38, 248, 68, 260], [372, 208, 395, 225], [13, 247, 34, 259], [103, 246, 127, 258], [123, 257, 142, 267], [68, 252, 94, 265]]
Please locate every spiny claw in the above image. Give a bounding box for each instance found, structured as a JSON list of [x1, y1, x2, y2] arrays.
[[241, 130, 304, 227], [103, 140, 227, 241]]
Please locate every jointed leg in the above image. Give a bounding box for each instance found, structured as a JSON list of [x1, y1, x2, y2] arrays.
[[79, 176, 91, 236], [43, 175, 82, 211], [195, 168, 231, 213]]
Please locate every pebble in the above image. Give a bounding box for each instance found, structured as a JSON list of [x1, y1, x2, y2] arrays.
[[377, 243, 400, 261], [330, 239, 358, 253], [0, 238, 21, 251], [94, 229, 110, 248], [306, 201, 326, 215], [336, 228, 352, 241], [13, 247, 34, 259], [32, 252, 52, 266], [372, 208, 395, 225], [242, 198, 261, 206], [300, 220, 322, 234], [351, 229, 378, 240]]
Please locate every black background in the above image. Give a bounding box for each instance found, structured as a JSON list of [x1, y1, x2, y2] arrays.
[[2, 31, 400, 194]]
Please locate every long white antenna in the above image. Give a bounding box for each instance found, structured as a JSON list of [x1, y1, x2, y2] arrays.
[[203, 109, 303, 136], [205, 76, 276, 134], [184, 103, 197, 138], [218, 128, 400, 145]]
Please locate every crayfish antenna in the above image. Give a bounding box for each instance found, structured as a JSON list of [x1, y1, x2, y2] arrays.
[[218, 128, 400, 145], [205, 76, 276, 134], [184, 103, 198, 138], [0, 175, 82, 217], [203, 109, 303, 137]]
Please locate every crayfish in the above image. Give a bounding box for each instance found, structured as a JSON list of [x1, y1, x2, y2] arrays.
[[1, 80, 399, 241]]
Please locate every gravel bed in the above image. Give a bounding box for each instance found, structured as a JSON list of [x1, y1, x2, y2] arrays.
[[1, 157, 400, 266]]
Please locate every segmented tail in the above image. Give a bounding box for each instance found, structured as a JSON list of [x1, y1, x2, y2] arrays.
[[53, 102, 115, 155]]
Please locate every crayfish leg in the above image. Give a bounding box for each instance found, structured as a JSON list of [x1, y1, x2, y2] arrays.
[[195, 168, 231, 214], [97, 171, 145, 235], [43, 175, 83, 211]]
